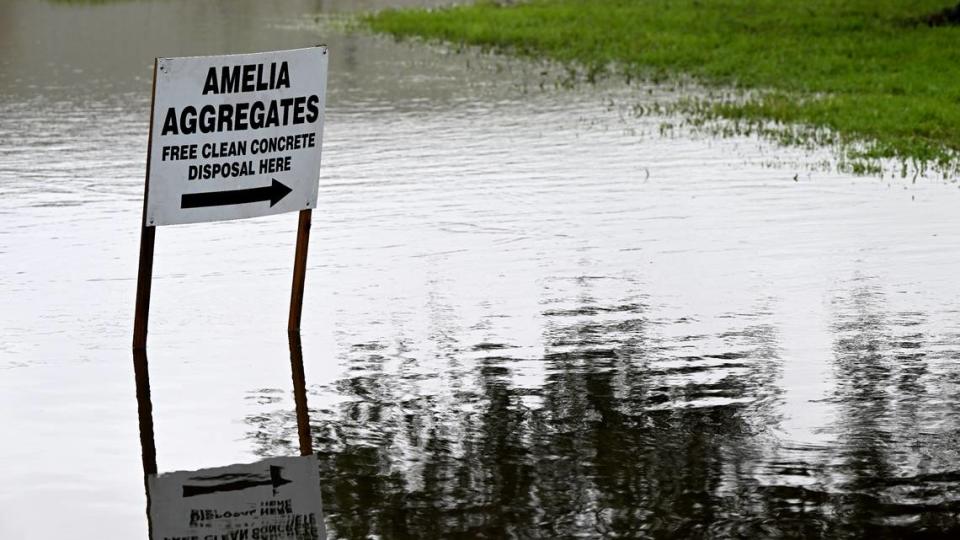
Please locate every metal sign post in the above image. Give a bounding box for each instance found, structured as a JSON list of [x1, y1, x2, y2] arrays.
[[288, 210, 312, 335], [133, 59, 159, 351]]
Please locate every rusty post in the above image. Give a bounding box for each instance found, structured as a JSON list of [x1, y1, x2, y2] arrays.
[[288, 209, 312, 333]]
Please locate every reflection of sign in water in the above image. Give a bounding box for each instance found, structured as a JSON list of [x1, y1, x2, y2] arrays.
[[146, 47, 327, 226], [148, 455, 325, 540], [182, 465, 291, 497]]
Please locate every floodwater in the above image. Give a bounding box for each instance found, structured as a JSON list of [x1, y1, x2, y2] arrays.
[[2, 0, 960, 538]]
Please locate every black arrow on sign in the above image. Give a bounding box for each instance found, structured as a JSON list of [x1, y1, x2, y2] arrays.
[[180, 178, 293, 209], [182, 465, 292, 497]]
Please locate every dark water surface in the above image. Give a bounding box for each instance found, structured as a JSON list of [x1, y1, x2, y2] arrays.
[[2, 0, 960, 538]]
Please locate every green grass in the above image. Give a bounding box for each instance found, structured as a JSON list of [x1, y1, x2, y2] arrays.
[[365, 0, 960, 175]]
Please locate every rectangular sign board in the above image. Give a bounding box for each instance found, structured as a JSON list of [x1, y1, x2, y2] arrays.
[[148, 455, 325, 540], [146, 47, 327, 226]]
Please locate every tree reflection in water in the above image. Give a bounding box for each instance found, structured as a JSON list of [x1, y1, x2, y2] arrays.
[[246, 277, 960, 538]]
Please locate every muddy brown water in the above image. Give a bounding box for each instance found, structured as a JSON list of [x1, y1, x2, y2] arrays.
[[2, 0, 960, 538]]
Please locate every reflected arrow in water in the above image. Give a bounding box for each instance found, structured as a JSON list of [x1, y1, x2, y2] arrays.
[[182, 465, 291, 497]]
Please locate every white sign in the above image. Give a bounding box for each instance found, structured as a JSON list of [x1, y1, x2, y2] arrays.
[[147, 47, 327, 226], [148, 455, 326, 540]]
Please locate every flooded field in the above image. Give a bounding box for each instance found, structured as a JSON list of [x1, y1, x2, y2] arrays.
[[2, 0, 960, 538]]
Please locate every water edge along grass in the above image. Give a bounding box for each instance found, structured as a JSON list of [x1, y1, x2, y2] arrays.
[[365, 0, 960, 178]]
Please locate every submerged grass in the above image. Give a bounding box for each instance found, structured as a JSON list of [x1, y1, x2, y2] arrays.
[[365, 0, 960, 176]]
